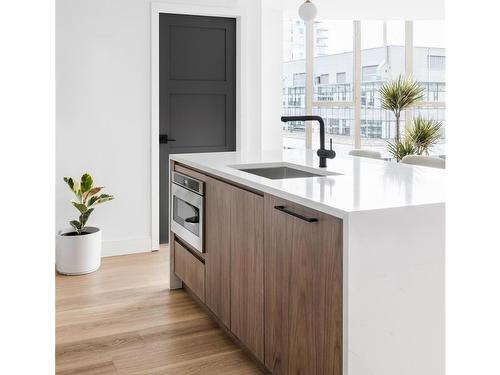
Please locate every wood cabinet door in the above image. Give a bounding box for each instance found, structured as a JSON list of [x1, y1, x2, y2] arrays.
[[230, 188, 264, 361], [264, 194, 343, 375], [204, 176, 231, 327], [173, 240, 205, 302]]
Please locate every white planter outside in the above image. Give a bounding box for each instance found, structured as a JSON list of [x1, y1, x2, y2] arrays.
[[56, 226, 102, 275]]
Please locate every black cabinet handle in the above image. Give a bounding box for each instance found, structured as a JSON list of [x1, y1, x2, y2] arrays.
[[274, 205, 318, 223], [159, 134, 176, 144]]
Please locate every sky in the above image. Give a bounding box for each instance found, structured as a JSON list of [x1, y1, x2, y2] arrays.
[[286, 19, 445, 57]]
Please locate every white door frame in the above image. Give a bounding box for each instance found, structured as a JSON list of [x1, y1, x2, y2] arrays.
[[151, 3, 246, 250]]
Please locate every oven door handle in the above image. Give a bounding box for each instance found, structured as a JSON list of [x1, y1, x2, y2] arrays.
[[184, 215, 199, 224]]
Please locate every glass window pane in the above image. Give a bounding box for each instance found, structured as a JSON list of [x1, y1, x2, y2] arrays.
[[413, 20, 446, 156], [360, 21, 406, 156], [361, 21, 384, 50], [414, 20, 445, 48], [283, 18, 306, 149], [283, 19, 354, 151], [312, 107, 354, 154], [413, 21, 446, 92], [310, 20, 354, 152], [412, 106, 446, 156], [313, 21, 353, 102]]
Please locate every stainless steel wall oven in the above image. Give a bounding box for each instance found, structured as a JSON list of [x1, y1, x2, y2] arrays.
[[170, 171, 204, 253]]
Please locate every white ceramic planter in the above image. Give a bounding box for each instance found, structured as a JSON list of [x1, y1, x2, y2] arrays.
[[56, 227, 102, 275]]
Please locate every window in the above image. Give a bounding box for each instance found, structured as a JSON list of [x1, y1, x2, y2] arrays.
[[314, 22, 329, 56], [283, 18, 306, 61], [429, 55, 445, 71], [310, 20, 354, 151], [359, 21, 406, 153], [283, 18, 307, 148], [413, 20, 446, 156], [282, 19, 446, 156], [293, 72, 306, 87], [362, 65, 378, 82], [312, 20, 353, 103], [315, 74, 329, 85]]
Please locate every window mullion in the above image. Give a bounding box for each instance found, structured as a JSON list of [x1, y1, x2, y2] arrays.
[[353, 20, 361, 149], [305, 20, 314, 149], [405, 20, 414, 132]]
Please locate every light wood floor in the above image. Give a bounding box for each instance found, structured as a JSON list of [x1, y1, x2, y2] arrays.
[[56, 246, 263, 374]]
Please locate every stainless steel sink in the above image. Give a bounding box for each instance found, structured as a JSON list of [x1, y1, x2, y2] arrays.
[[231, 163, 341, 180]]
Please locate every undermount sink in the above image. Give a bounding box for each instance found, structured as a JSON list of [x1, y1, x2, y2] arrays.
[[230, 163, 341, 180]]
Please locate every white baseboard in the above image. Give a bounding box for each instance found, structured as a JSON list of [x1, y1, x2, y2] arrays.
[[101, 237, 153, 257]]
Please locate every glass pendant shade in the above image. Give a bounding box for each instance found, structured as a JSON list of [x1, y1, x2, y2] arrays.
[[298, 0, 317, 22]]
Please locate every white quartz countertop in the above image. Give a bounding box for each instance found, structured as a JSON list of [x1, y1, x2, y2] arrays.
[[170, 149, 445, 218]]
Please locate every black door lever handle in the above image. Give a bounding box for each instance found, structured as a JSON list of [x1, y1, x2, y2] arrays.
[[159, 134, 176, 144]]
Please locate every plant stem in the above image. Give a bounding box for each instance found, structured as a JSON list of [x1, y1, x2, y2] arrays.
[[395, 114, 400, 142]]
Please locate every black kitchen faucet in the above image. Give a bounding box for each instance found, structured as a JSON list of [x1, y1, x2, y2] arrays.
[[280, 115, 336, 168]]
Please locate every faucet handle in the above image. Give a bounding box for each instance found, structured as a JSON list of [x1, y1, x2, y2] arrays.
[[330, 138, 332, 150], [317, 148, 336, 160]]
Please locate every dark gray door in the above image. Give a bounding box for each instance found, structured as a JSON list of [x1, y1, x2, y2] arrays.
[[159, 13, 236, 243]]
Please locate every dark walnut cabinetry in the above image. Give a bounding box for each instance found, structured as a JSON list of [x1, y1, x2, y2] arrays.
[[204, 176, 264, 360], [171, 164, 343, 374], [230, 185, 264, 360], [264, 195, 343, 375], [204, 175, 232, 327]]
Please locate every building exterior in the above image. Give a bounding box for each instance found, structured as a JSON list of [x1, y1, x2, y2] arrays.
[[282, 45, 446, 145], [283, 19, 330, 60]]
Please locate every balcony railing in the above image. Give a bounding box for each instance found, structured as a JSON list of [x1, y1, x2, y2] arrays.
[[282, 81, 446, 141]]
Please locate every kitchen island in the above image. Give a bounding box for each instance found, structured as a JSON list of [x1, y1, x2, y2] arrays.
[[169, 149, 444, 375]]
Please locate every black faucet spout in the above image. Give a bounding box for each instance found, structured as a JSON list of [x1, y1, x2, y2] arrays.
[[280, 115, 336, 168]]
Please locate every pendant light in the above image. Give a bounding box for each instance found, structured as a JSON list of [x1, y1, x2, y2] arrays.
[[298, 0, 317, 22]]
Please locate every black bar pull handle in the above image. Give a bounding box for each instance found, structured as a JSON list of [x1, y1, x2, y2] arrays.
[[274, 205, 318, 223], [159, 134, 176, 144]]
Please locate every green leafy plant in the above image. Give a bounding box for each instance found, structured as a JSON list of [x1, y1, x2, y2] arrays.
[[64, 174, 114, 235], [379, 75, 425, 142], [407, 116, 443, 156], [386, 136, 417, 162]]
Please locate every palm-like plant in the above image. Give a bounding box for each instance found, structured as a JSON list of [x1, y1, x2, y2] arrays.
[[379, 75, 425, 141], [407, 116, 442, 155], [386, 136, 417, 162], [64, 173, 114, 234]]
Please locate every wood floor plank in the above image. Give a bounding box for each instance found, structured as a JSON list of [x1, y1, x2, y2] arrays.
[[56, 285, 177, 312], [56, 331, 145, 366], [56, 360, 117, 375], [56, 289, 191, 328], [112, 330, 237, 373], [56, 245, 263, 375], [132, 350, 263, 375]]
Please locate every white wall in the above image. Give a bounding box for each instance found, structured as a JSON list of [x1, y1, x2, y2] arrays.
[[56, 0, 152, 255], [56, 0, 282, 255], [261, 2, 284, 150]]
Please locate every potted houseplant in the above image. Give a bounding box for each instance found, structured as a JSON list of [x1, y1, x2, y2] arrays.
[[56, 173, 114, 275], [386, 135, 417, 162], [379, 74, 424, 142], [386, 116, 443, 161], [407, 116, 443, 156]]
